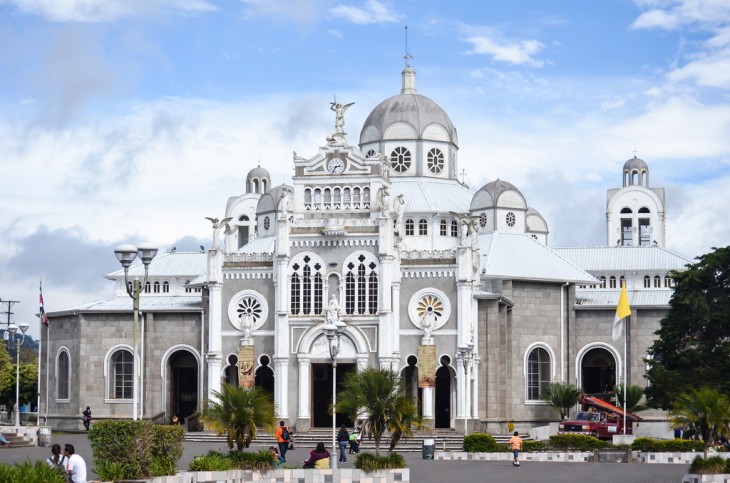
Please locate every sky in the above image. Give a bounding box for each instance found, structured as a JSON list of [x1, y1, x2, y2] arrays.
[[1, 0, 729, 339]]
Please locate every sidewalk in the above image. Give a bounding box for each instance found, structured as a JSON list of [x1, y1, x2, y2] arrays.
[[0, 432, 689, 483]]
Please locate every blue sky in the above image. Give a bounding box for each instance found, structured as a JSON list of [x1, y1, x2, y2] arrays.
[[1, 0, 729, 337]]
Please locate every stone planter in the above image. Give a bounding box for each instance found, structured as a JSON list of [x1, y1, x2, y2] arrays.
[[682, 475, 730, 483], [144, 467, 409, 483]]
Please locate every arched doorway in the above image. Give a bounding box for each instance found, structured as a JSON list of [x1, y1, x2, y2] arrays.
[[401, 355, 422, 416], [255, 355, 275, 396], [224, 354, 239, 386], [168, 350, 198, 420], [435, 355, 452, 429], [581, 347, 617, 394]]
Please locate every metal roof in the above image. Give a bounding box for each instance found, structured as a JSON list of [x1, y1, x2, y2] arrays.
[[552, 246, 691, 272], [575, 289, 672, 308], [478, 232, 596, 284], [389, 178, 474, 214], [238, 236, 275, 254], [50, 295, 203, 315], [106, 252, 207, 279]]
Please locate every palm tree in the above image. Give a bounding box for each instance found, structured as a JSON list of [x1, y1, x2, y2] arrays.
[[612, 384, 648, 413], [198, 384, 276, 451], [669, 386, 730, 458], [333, 367, 427, 455], [541, 382, 581, 420]]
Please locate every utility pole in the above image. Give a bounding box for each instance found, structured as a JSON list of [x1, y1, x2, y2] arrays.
[[0, 299, 20, 354]]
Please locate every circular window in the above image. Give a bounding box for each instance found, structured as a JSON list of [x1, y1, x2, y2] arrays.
[[479, 212, 487, 228], [427, 148, 444, 174], [264, 216, 270, 230], [390, 147, 412, 173], [408, 288, 451, 332], [506, 212, 516, 227], [227, 290, 269, 332]]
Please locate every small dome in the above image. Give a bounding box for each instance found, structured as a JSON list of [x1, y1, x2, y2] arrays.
[[246, 165, 271, 194], [623, 156, 648, 172], [470, 179, 526, 211], [256, 184, 292, 214]]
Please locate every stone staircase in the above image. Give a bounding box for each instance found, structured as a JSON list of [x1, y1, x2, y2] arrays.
[[0, 430, 34, 448], [185, 428, 529, 453]]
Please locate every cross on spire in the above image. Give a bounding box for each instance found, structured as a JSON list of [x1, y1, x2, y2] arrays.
[[404, 25, 413, 67]]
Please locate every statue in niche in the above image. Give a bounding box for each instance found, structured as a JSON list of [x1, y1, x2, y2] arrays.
[[326, 294, 342, 325]]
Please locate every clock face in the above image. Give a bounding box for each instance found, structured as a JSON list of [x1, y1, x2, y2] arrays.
[[327, 158, 345, 174]]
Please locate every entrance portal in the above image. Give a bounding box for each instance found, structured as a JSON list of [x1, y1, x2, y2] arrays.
[[311, 363, 356, 428], [435, 357, 452, 429], [581, 347, 617, 394], [168, 350, 198, 420]]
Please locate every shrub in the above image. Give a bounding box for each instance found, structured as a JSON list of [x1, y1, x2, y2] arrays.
[[631, 437, 704, 452], [463, 433, 499, 452], [0, 461, 66, 483], [89, 420, 185, 479], [188, 451, 234, 471], [95, 461, 126, 482], [548, 434, 609, 451], [522, 440, 546, 452], [689, 455, 729, 474], [353, 452, 407, 473], [188, 450, 276, 472]]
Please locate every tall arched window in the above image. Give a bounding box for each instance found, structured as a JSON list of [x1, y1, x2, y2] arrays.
[[153, 281, 160, 293], [418, 219, 428, 236], [609, 276, 617, 289], [599, 276, 606, 288], [654, 275, 661, 288], [57, 350, 70, 400], [440, 219, 447, 236], [344, 252, 379, 315], [451, 220, 458, 237], [111, 350, 134, 399], [163, 281, 169, 293], [664, 276, 672, 288], [643, 275, 651, 288], [405, 219, 414, 236], [289, 253, 325, 315], [527, 346, 551, 400]]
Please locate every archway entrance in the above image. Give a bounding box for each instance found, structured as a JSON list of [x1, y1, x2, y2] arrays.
[[402, 355, 422, 416], [435, 356, 452, 429], [168, 350, 198, 420], [255, 355, 275, 396], [581, 347, 617, 394], [311, 363, 356, 428]]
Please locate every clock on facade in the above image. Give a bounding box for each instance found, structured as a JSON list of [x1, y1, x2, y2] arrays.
[[327, 158, 345, 174]]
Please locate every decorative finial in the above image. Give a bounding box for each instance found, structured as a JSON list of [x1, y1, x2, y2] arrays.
[[633, 145, 638, 158], [404, 25, 413, 67], [460, 168, 467, 184]]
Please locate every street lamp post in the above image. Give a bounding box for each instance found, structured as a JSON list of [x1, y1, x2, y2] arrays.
[[322, 315, 346, 469], [8, 323, 29, 427], [457, 341, 474, 436], [114, 243, 158, 420]]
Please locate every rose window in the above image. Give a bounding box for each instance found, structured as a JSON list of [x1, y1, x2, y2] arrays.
[[506, 212, 516, 227], [236, 296, 263, 323]]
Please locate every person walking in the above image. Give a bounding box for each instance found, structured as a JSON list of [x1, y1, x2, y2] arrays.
[[337, 424, 350, 463], [275, 421, 291, 463], [82, 406, 91, 431], [508, 431, 523, 467], [64, 444, 87, 483]]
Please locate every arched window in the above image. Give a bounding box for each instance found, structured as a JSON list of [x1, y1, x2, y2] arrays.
[[527, 346, 551, 400], [654, 275, 661, 288], [599, 276, 606, 288], [153, 281, 160, 293], [289, 254, 325, 316], [664, 276, 672, 288], [405, 219, 414, 236], [619, 275, 625, 288], [419, 219, 428, 236], [144, 281, 151, 293], [643, 276, 651, 288], [111, 350, 134, 399], [163, 281, 169, 293], [451, 220, 458, 237], [57, 350, 70, 400], [344, 252, 379, 315], [440, 219, 447, 236], [609, 276, 617, 289]]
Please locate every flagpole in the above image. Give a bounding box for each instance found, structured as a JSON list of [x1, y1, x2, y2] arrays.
[[44, 323, 49, 425], [37, 310, 42, 426], [623, 315, 627, 435]]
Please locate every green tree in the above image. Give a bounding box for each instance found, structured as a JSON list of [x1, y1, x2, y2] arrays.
[[669, 387, 730, 458], [198, 384, 275, 451], [645, 246, 730, 410], [541, 382, 581, 420], [0, 345, 38, 419], [612, 384, 647, 413], [333, 367, 427, 455]]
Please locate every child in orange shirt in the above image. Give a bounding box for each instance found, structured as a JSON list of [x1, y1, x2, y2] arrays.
[[508, 431, 522, 467]]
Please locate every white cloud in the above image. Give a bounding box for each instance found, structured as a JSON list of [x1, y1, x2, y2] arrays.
[[667, 48, 730, 88], [330, 0, 403, 25], [631, 0, 730, 31], [463, 35, 545, 67], [4, 0, 217, 22], [240, 0, 332, 24]]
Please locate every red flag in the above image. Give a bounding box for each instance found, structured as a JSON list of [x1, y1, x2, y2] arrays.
[[40, 282, 49, 327]]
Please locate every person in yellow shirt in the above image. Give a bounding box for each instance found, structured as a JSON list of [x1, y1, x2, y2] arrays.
[[508, 431, 522, 467]]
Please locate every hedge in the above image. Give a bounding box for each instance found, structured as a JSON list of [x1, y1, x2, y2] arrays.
[[463, 433, 500, 452], [631, 437, 704, 453]]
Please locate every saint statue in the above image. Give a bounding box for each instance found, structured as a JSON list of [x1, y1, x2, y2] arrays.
[[326, 295, 342, 324]]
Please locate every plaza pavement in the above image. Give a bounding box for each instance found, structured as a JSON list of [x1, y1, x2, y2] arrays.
[[0, 432, 689, 483]]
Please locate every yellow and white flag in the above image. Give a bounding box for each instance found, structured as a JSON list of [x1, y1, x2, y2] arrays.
[[612, 281, 631, 341]]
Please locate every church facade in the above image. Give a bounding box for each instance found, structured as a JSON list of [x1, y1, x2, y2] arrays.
[[43, 65, 690, 434]]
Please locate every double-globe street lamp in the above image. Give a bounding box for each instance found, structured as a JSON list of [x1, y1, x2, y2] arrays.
[[457, 341, 474, 436], [322, 314, 346, 469], [114, 243, 158, 420], [7, 323, 29, 427]]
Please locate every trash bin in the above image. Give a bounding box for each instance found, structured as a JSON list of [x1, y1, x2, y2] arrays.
[[422, 438, 435, 459], [38, 427, 51, 447]]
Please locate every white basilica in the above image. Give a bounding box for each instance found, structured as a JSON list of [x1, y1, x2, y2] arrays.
[[43, 63, 690, 434]]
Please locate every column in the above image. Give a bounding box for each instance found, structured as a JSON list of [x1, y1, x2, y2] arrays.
[[298, 357, 311, 420], [207, 282, 223, 398], [274, 356, 289, 419]]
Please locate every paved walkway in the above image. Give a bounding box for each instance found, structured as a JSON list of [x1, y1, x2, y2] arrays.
[[0, 432, 690, 482]]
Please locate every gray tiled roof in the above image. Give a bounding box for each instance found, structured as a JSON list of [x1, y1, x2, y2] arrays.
[[106, 252, 207, 279], [389, 177, 474, 214], [575, 289, 673, 308], [51, 295, 203, 315], [478, 232, 596, 284], [552, 246, 691, 272]]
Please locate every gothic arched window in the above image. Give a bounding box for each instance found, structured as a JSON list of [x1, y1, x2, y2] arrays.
[[289, 253, 325, 316], [344, 252, 379, 316], [527, 346, 551, 400]]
